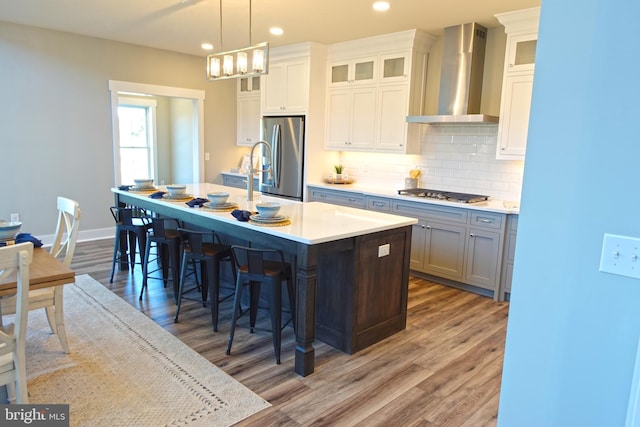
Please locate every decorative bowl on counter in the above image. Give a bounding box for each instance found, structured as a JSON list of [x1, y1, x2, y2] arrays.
[[255, 202, 281, 218], [134, 178, 154, 189], [207, 192, 229, 205], [166, 184, 187, 196], [0, 221, 22, 240]]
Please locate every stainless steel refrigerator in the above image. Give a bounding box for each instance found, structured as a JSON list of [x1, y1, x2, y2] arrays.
[[259, 115, 305, 201]]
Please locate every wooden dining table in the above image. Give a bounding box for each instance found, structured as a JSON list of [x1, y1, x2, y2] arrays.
[[0, 247, 75, 296]]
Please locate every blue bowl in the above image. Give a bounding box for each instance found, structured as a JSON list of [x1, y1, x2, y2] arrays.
[[0, 221, 21, 240], [255, 202, 281, 218]]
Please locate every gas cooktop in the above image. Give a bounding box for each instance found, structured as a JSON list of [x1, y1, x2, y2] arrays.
[[397, 188, 489, 204]]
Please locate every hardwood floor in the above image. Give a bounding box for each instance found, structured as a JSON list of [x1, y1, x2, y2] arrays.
[[71, 238, 509, 426]]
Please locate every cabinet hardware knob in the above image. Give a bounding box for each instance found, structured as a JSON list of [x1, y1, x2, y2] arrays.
[[470, 233, 475, 237]]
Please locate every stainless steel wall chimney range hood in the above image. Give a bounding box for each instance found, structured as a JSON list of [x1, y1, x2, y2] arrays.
[[407, 23, 499, 125]]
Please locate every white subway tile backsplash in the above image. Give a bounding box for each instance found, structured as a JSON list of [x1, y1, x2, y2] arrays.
[[337, 125, 524, 202]]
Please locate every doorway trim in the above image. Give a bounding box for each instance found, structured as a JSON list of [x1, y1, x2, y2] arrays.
[[108, 80, 206, 186]]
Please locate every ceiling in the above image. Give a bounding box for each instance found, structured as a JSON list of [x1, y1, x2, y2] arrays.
[[0, 0, 541, 57]]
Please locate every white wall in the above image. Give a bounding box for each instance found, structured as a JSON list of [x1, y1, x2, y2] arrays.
[[498, 1, 640, 426], [0, 21, 244, 239]]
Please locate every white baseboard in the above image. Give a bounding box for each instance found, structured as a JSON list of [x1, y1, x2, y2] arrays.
[[39, 227, 116, 248]]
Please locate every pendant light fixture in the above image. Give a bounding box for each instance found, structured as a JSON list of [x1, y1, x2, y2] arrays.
[[206, 0, 269, 80]]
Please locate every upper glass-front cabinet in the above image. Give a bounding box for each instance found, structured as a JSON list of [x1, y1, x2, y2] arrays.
[[329, 57, 376, 86], [238, 76, 261, 95], [380, 52, 410, 82], [507, 33, 537, 72]]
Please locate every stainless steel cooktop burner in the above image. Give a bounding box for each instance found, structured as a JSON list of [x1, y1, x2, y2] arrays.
[[397, 188, 489, 203]]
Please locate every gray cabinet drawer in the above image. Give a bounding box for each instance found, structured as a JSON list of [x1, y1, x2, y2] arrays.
[[470, 212, 504, 230], [367, 196, 392, 212], [222, 174, 258, 189], [309, 189, 366, 208], [392, 200, 469, 224]]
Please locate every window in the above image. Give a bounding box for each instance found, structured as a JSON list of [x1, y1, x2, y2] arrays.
[[117, 97, 157, 185]]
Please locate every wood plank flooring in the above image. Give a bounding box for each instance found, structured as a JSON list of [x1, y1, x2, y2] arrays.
[[70, 238, 509, 426]]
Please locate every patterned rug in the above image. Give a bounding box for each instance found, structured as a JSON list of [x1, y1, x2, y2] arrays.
[[24, 274, 270, 426]]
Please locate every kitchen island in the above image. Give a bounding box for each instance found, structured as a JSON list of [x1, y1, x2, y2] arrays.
[[112, 183, 417, 376]]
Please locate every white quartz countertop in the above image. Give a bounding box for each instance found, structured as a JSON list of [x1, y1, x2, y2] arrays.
[[307, 182, 520, 214], [113, 183, 417, 245]]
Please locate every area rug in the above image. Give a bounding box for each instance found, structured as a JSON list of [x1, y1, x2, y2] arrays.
[[24, 274, 271, 426]]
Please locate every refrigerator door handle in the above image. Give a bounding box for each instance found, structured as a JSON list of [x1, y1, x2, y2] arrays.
[[271, 124, 281, 189]]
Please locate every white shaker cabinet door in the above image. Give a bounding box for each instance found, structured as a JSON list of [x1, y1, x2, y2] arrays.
[[497, 73, 534, 159]]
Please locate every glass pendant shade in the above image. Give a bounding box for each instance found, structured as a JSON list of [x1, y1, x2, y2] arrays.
[[206, 42, 269, 80], [237, 52, 248, 74]]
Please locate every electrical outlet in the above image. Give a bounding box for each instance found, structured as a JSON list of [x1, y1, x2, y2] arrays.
[[10, 213, 19, 222], [205, 152, 210, 161], [600, 233, 640, 279], [378, 243, 390, 258]]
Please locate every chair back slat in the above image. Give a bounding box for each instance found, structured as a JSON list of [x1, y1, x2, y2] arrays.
[[50, 196, 81, 267]]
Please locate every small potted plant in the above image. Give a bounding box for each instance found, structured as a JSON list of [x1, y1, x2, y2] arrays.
[[333, 165, 344, 181]]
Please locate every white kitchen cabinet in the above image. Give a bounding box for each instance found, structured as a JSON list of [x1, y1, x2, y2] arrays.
[[495, 7, 540, 160], [324, 30, 436, 154], [325, 87, 376, 150], [328, 56, 376, 87], [237, 77, 262, 146], [238, 76, 261, 95], [379, 51, 410, 83], [375, 84, 410, 151], [496, 74, 534, 157], [262, 58, 308, 114]]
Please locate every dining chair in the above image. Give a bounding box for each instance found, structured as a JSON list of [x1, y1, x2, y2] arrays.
[[0, 242, 34, 404], [174, 228, 234, 331], [0, 196, 81, 354], [226, 245, 295, 364]]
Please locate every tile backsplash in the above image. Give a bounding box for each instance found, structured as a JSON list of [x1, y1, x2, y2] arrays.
[[336, 124, 524, 202]]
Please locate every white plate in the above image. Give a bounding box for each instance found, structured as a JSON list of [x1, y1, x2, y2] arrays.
[[130, 186, 157, 192], [162, 193, 193, 200], [203, 202, 237, 209], [249, 214, 288, 223]]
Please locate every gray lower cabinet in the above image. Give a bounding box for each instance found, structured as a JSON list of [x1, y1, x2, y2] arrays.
[[393, 200, 506, 297], [499, 214, 518, 300], [307, 185, 514, 299], [308, 187, 366, 208], [366, 196, 392, 212], [221, 173, 258, 189]]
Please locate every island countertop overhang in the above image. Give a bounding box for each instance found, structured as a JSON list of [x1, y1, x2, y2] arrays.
[[112, 183, 418, 245]]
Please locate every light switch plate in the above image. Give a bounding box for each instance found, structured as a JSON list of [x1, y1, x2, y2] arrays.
[[600, 233, 640, 279]]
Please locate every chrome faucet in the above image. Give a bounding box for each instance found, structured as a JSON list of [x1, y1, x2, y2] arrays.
[[247, 140, 273, 201]]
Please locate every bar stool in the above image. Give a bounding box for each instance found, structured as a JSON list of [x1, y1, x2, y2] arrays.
[[174, 228, 234, 331], [140, 217, 182, 301], [226, 245, 295, 365], [109, 206, 150, 283]]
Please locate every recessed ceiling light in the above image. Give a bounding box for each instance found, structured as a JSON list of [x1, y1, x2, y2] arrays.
[[270, 27, 284, 36], [373, 1, 390, 12], [201, 43, 214, 51]]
